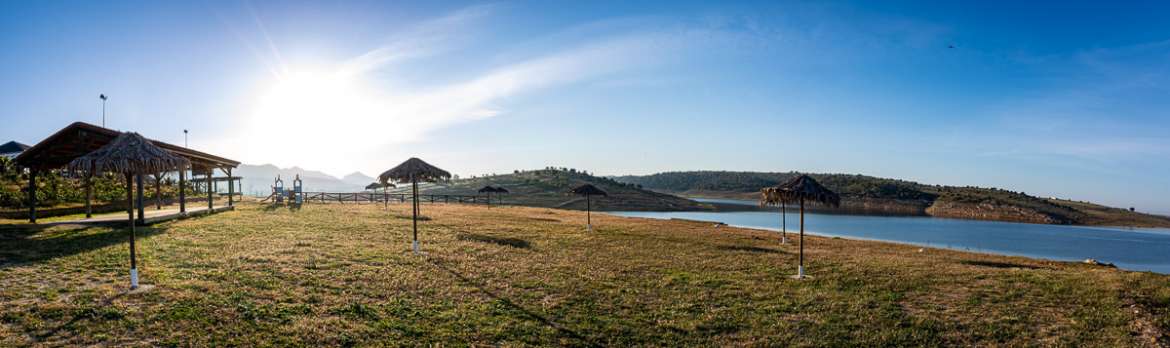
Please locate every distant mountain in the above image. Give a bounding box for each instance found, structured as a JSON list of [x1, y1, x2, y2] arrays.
[[341, 172, 377, 187], [235, 164, 367, 195], [612, 171, 1170, 227]]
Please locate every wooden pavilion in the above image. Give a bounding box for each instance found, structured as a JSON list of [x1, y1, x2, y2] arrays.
[[14, 122, 241, 223]]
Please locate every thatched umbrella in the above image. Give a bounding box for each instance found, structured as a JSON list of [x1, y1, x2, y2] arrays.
[[494, 186, 509, 206], [68, 132, 189, 290], [478, 185, 497, 207], [371, 182, 397, 209], [379, 158, 451, 254], [570, 184, 607, 232], [760, 187, 790, 244], [761, 174, 839, 279]]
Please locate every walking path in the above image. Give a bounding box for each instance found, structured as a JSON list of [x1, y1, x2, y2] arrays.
[[40, 205, 234, 226]]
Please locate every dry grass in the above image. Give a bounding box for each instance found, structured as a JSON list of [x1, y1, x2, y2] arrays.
[[1, 202, 1167, 347]]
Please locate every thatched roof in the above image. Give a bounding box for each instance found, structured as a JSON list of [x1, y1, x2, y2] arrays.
[[570, 184, 608, 196], [67, 132, 189, 175], [760, 174, 840, 207], [379, 157, 451, 184], [477, 186, 510, 193], [0, 141, 29, 154]]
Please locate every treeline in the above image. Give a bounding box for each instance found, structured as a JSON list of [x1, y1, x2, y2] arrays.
[[0, 156, 193, 209], [612, 171, 936, 201]]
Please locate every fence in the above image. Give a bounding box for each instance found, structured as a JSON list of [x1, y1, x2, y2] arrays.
[[295, 192, 499, 205]]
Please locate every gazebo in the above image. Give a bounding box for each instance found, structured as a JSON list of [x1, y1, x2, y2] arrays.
[[14, 122, 240, 223], [761, 174, 840, 279]]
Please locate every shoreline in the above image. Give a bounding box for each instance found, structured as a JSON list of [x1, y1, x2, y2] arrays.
[[604, 211, 1169, 274]]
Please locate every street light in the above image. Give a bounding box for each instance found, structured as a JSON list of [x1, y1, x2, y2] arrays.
[[99, 94, 107, 127], [183, 129, 188, 147]]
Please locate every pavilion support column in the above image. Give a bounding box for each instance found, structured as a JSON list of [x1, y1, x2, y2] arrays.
[[207, 169, 213, 210], [227, 168, 234, 207], [154, 173, 162, 210], [136, 174, 145, 225], [85, 172, 93, 219], [179, 168, 186, 214], [27, 169, 37, 223]]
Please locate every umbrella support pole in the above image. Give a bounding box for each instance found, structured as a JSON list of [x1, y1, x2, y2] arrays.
[[781, 202, 787, 244]]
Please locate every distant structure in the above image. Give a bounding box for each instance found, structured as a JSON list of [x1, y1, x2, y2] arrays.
[[0, 141, 30, 159]]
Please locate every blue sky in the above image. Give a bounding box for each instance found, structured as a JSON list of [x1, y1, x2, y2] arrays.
[[2, 1, 1168, 214]]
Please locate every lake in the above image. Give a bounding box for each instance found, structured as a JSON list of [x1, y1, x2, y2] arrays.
[[609, 198, 1170, 274]]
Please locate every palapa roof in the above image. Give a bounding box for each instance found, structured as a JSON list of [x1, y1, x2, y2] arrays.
[[477, 186, 509, 193], [0, 141, 30, 154], [15, 122, 238, 171], [67, 132, 189, 175], [379, 157, 451, 184], [760, 174, 840, 207], [570, 183, 607, 196]]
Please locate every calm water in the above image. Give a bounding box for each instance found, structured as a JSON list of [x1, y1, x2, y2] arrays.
[[610, 199, 1170, 274]]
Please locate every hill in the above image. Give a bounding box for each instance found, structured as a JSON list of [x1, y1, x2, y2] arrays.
[[411, 168, 710, 211], [612, 171, 1170, 227]]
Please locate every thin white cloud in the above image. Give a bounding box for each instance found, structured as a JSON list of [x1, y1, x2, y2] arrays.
[[214, 7, 727, 176]]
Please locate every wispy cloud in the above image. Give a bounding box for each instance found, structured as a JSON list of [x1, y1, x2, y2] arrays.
[[219, 6, 736, 175]]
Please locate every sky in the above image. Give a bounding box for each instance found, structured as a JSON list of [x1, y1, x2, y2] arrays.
[[1, 1, 1168, 214]]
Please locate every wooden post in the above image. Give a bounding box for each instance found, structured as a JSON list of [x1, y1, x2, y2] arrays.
[[85, 172, 93, 219], [781, 201, 787, 244], [207, 169, 213, 210], [154, 173, 162, 210], [126, 173, 138, 290], [798, 198, 805, 278], [27, 169, 36, 223], [179, 168, 186, 214], [411, 177, 419, 254], [227, 168, 234, 207], [586, 193, 592, 229], [136, 174, 145, 225]]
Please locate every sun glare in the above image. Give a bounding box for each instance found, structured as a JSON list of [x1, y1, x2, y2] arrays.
[[238, 68, 395, 174]]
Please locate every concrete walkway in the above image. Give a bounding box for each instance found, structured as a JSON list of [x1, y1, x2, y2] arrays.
[[43, 205, 234, 226]]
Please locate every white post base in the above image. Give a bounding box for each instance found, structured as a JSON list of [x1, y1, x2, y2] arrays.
[[412, 240, 419, 254], [130, 268, 139, 289], [587, 224, 592, 232], [781, 236, 787, 244], [797, 265, 805, 279]]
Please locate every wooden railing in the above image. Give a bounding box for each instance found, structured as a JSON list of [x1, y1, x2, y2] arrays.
[[293, 192, 497, 205]]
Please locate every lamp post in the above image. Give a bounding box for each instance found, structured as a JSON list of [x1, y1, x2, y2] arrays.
[[99, 94, 107, 127], [183, 129, 188, 147]]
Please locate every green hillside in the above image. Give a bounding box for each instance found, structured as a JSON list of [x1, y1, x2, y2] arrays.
[[612, 171, 1170, 227], [406, 168, 710, 212]]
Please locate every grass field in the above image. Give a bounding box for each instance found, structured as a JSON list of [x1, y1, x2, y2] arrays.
[[2, 202, 1168, 346]]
